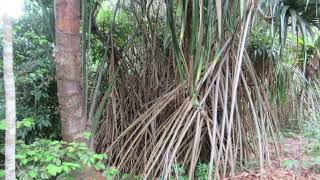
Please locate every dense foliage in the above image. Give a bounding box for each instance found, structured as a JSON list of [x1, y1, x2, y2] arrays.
[[0, 138, 114, 179], [0, 0, 59, 143], [0, 0, 320, 179]]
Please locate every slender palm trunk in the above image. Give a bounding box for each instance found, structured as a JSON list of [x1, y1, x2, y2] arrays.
[[2, 15, 16, 180], [54, 0, 86, 141]]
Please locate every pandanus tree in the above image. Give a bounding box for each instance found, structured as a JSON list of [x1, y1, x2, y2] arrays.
[[258, 0, 320, 126], [91, 0, 279, 179], [92, 0, 320, 178]]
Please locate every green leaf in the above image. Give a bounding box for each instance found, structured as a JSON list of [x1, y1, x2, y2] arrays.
[[82, 131, 92, 139], [46, 164, 62, 176], [289, 9, 297, 35], [62, 165, 70, 173], [28, 170, 37, 178], [107, 167, 118, 175], [103, 167, 119, 180], [21, 159, 28, 165], [27, 150, 36, 156], [0, 170, 5, 178], [69, 142, 79, 147], [0, 120, 6, 130], [62, 162, 81, 170], [40, 172, 49, 179], [240, 0, 244, 19], [95, 163, 106, 170], [45, 155, 54, 162], [17, 117, 34, 128], [16, 154, 26, 159], [66, 147, 75, 153], [280, 5, 289, 54], [89, 157, 96, 164], [92, 154, 105, 160], [21, 117, 34, 127], [49, 140, 60, 146], [53, 158, 62, 166]]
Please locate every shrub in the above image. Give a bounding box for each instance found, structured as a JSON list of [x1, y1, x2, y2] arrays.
[[14, 139, 107, 179]]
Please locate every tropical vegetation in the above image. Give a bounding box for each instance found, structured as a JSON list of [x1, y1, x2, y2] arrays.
[[0, 0, 320, 179]]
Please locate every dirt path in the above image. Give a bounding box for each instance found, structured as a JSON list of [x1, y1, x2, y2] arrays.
[[232, 137, 320, 180]]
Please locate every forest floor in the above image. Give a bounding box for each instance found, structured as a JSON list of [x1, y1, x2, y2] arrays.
[[232, 136, 320, 180]]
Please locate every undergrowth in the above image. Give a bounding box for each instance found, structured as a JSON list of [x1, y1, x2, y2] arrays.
[[280, 113, 320, 173]]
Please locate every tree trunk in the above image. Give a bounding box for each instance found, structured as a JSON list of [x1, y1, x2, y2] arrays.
[[2, 15, 16, 180], [54, 0, 86, 142]]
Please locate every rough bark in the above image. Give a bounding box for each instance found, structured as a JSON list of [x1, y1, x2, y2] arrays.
[[2, 15, 16, 180], [54, 0, 86, 142]]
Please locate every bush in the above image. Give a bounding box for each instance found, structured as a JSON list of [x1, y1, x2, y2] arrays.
[[0, 138, 109, 179]]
